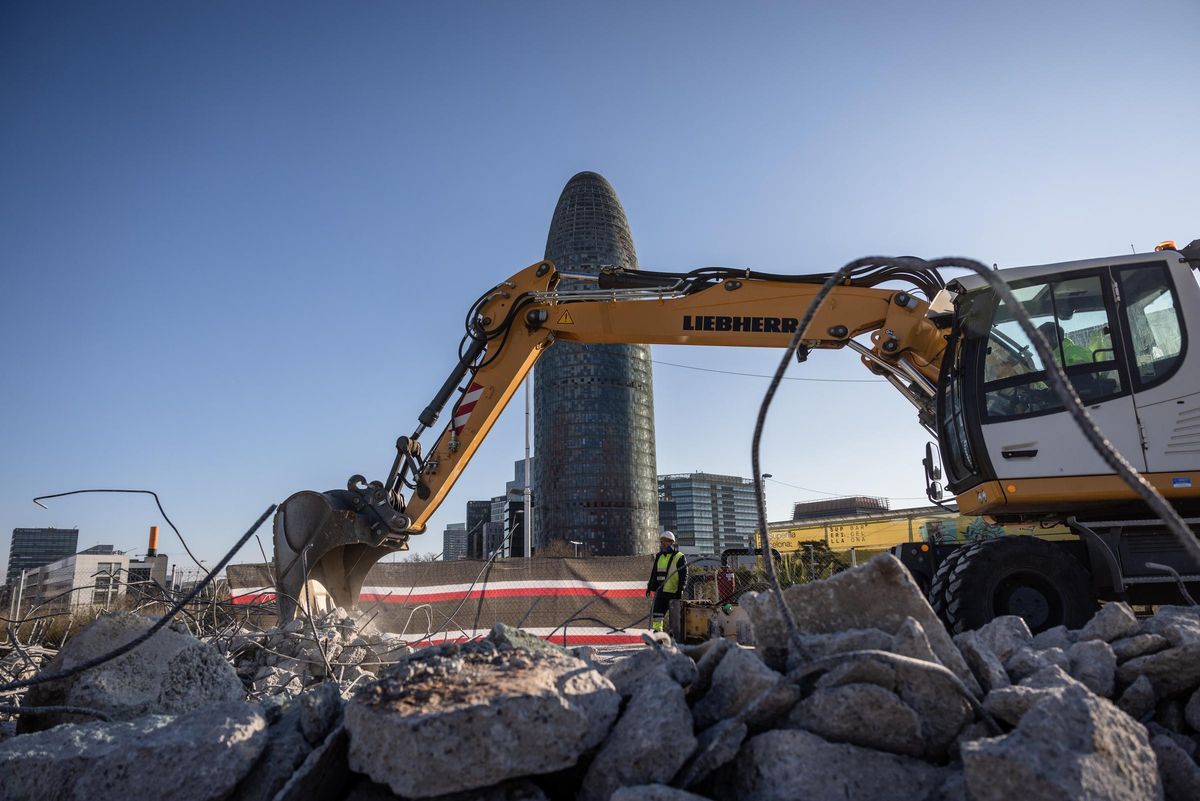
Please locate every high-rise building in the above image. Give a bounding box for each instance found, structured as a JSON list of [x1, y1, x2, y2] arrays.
[[442, 523, 467, 561], [6, 527, 78, 591], [534, 172, 658, 555], [658, 473, 758, 554], [465, 500, 491, 560]]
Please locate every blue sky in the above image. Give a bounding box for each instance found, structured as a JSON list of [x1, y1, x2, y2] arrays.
[[2, 1, 1198, 572]]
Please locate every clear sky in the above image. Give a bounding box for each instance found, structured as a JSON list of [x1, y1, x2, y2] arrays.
[[3, 1, 1198, 573]]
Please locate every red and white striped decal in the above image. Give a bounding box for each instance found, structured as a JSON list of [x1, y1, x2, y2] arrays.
[[452, 382, 485, 434], [230, 579, 646, 606]]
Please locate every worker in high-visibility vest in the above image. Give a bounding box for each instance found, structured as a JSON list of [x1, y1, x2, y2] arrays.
[[646, 531, 688, 633]]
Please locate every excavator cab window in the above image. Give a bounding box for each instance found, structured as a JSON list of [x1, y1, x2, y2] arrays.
[[1115, 261, 1185, 391], [937, 316, 979, 487], [981, 273, 1125, 422]]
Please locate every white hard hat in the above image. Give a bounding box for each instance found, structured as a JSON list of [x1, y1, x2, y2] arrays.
[[660, 531, 676, 542]]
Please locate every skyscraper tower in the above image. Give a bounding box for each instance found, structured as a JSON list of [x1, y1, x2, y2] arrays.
[[534, 172, 659, 555]]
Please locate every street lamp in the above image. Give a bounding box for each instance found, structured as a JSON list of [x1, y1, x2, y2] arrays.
[[755, 474, 773, 561]]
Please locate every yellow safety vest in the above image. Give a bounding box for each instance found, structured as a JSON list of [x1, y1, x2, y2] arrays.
[[655, 551, 683, 594]]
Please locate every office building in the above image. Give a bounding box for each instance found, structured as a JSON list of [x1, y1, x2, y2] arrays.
[[534, 172, 658, 555], [657, 473, 757, 553], [6, 527, 79, 592], [442, 522, 467, 561], [13, 545, 126, 613], [465, 500, 491, 560]]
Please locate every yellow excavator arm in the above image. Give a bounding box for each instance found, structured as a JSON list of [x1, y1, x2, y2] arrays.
[[404, 260, 946, 531], [272, 258, 950, 619]]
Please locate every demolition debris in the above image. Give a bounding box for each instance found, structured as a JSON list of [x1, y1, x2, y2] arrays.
[[1, 554, 1199, 801]]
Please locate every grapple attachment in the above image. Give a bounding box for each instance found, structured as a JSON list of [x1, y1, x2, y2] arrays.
[[272, 483, 408, 623]]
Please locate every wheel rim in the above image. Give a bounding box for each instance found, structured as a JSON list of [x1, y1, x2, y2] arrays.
[[992, 570, 1063, 632]]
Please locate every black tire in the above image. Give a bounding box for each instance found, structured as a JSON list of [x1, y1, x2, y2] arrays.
[[942, 537, 1097, 635], [929, 546, 968, 627]]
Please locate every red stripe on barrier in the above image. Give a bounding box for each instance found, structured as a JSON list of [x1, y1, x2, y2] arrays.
[[407, 633, 645, 647], [232, 593, 275, 605], [232, 586, 645, 606], [360, 587, 644, 603]]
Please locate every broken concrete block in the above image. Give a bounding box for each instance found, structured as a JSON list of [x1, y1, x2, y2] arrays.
[[891, 616, 940, 664], [737, 679, 803, 731], [1111, 632, 1170, 662], [974, 615, 1032, 663], [1185, 686, 1200, 732], [345, 644, 619, 798], [740, 554, 977, 692], [786, 627, 893, 670], [272, 725, 350, 801], [230, 703, 313, 801], [488, 624, 569, 657], [734, 729, 946, 801], [611, 786, 708, 801], [1078, 602, 1139, 643], [787, 683, 925, 758], [691, 645, 780, 729], [891, 627, 973, 759], [1003, 645, 1069, 683], [982, 667, 1088, 727], [672, 718, 747, 790], [18, 612, 245, 732], [253, 665, 305, 696], [1139, 606, 1200, 647], [0, 701, 267, 801], [1151, 735, 1200, 801], [579, 671, 696, 801], [814, 656, 896, 691], [1030, 624, 1074, 651], [1067, 639, 1116, 697], [1156, 698, 1186, 733], [300, 681, 344, 745], [1117, 675, 1156, 721], [683, 638, 734, 702], [1116, 644, 1200, 697], [602, 638, 697, 698], [962, 685, 1162, 801], [956, 630, 1010, 693]]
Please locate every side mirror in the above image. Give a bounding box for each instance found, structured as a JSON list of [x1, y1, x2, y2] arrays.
[[923, 441, 943, 482], [928, 482, 944, 501]]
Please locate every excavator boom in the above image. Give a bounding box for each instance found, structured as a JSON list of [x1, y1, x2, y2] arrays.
[[272, 259, 949, 620]]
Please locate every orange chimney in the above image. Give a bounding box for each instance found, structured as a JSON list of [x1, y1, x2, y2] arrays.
[[147, 525, 159, 557]]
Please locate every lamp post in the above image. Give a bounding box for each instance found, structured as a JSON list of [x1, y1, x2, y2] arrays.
[[756, 474, 773, 564]]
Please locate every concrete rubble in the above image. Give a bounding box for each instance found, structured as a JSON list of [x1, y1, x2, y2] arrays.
[[0, 553, 1197, 800]]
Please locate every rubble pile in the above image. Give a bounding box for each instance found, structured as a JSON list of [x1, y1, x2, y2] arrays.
[[0, 554, 1198, 800], [216, 609, 414, 699]]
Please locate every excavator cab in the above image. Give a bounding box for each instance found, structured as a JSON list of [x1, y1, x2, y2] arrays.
[[938, 248, 1200, 520]]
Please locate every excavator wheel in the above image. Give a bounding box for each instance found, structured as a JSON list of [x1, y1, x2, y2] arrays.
[[928, 546, 968, 627], [941, 536, 1097, 635]]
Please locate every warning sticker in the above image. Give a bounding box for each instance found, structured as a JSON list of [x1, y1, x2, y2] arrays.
[[558, 310, 574, 325]]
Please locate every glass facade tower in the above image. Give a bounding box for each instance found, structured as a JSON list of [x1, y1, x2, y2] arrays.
[[6, 527, 79, 590], [534, 172, 659, 555]]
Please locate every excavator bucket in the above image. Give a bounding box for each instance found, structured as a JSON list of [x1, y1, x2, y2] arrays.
[[272, 489, 403, 623]]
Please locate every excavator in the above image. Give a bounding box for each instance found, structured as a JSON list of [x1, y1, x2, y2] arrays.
[[272, 241, 1200, 633]]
